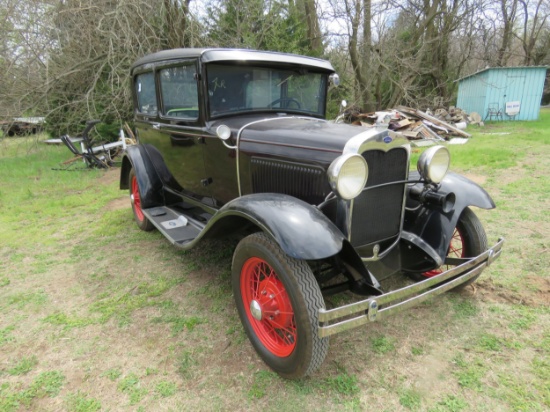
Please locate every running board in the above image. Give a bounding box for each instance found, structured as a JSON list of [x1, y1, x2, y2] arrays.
[[142, 206, 205, 246]]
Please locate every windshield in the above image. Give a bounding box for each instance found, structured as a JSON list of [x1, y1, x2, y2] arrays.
[[206, 64, 327, 117]]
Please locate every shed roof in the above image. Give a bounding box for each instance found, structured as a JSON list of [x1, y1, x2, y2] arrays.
[[456, 66, 548, 82]]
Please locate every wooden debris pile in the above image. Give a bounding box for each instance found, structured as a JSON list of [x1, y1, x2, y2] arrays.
[[0, 117, 45, 137], [342, 105, 475, 142]]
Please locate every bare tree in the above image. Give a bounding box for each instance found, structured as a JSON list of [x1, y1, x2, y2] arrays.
[[0, 0, 203, 136], [518, 0, 550, 65], [496, 0, 519, 66]]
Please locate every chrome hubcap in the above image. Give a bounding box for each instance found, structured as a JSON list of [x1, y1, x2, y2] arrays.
[[130, 194, 135, 204], [250, 300, 262, 321]]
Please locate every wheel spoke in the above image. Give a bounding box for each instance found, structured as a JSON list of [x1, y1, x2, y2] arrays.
[[422, 227, 465, 277], [251, 267, 260, 299], [131, 176, 144, 221]]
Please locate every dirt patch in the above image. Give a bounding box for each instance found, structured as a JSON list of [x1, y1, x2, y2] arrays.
[[406, 343, 461, 402], [525, 275, 550, 306], [106, 196, 128, 211], [473, 277, 549, 307], [98, 167, 120, 186]]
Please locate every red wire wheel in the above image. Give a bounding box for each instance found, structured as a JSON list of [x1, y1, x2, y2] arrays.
[[128, 168, 154, 231], [419, 208, 488, 289], [240, 257, 297, 357], [232, 233, 328, 378], [131, 174, 145, 222], [423, 227, 465, 278]]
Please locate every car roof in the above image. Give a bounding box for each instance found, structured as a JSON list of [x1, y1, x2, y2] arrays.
[[131, 48, 335, 72]]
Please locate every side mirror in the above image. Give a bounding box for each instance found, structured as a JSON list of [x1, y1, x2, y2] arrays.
[[329, 73, 340, 87]]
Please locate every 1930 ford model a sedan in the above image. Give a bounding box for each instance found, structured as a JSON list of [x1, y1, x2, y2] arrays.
[[120, 48, 504, 378]]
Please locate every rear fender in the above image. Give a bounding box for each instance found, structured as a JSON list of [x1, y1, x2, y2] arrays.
[[405, 171, 495, 262], [119, 145, 164, 208]]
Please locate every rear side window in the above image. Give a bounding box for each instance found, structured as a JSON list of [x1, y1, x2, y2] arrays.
[[135, 72, 157, 115], [160, 64, 199, 119]]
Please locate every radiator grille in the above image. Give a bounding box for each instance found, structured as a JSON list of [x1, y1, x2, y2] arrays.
[[350, 149, 408, 247], [251, 158, 330, 204]]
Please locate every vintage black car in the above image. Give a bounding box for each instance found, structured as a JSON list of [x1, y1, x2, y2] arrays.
[[120, 48, 504, 378]]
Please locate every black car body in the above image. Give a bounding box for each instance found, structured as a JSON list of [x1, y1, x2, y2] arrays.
[[120, 48, 504, 378]]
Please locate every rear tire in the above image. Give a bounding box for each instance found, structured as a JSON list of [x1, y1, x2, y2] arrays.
[[232, 232, 328, 379], [129, 168, 155, 232]]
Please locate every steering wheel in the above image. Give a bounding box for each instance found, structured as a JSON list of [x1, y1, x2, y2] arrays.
[[267, 98, 301, 109]]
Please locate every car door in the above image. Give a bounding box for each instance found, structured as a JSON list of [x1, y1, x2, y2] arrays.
[[134, 61, 212, 203]]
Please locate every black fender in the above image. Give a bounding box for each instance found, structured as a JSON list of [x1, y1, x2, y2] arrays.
[[205, 193, 380, 292], [404, 171, 495, 268], [209, 193, 345, 261], [183, 193, 379, 291], [119, 145, 164, 208]]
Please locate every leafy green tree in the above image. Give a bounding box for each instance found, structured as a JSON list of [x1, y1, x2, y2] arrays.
[[205, 0, 318, 56]]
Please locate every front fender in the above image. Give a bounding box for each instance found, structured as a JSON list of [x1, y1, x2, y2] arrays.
[[213, 193, 346, 260], [405, 171, 495, 263], [440, 172, 495, 209]]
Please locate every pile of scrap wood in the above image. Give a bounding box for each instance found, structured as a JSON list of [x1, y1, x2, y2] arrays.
[[0, 117, 45, 137], [343, 105, 475, 144]]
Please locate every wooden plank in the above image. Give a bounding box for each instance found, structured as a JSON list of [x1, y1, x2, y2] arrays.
[[393, 118, 412, 129], [419, 124, 445, 141], [400, 130, 420, 138]]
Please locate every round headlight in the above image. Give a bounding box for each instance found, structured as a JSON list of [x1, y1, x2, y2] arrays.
[[417, 145, 450, 184], [328, 154, 368, 200]]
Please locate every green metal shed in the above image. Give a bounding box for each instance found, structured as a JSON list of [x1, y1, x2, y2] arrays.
[[456, 66, 547, 121]]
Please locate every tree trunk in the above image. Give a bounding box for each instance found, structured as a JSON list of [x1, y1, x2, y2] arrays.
[[497, 0, 518, 66], [298, 0, 323, 54], [163, 0, 192, 49]]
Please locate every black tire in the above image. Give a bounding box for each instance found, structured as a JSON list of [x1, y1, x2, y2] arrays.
[[232, 232, 328, 379], [412, 207, 488, 289], [129, 168, 155, 232]]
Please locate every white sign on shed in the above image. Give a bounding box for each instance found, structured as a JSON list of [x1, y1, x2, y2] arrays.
[[505, 101, 521, 116]]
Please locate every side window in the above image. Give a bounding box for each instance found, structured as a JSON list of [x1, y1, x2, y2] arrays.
[[135, 72, 157, 115], [160, 64, 199, 119]]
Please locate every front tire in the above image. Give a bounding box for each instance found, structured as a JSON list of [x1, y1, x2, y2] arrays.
[[129, 168, 155, 232], [232, 233, 328, 379]]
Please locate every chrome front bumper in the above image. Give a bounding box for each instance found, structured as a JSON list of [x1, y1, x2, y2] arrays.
[[318, 238, 505, 338]]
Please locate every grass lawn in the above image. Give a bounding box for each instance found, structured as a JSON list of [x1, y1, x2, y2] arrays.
[[0, 110, 548, 411]]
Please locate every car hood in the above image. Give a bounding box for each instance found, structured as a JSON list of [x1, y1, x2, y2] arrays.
[[210, 115, 388, 155]]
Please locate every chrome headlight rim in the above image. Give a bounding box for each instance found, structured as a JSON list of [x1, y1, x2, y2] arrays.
[[417, 145, 450, 184], [328, 153, 369, 200]]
